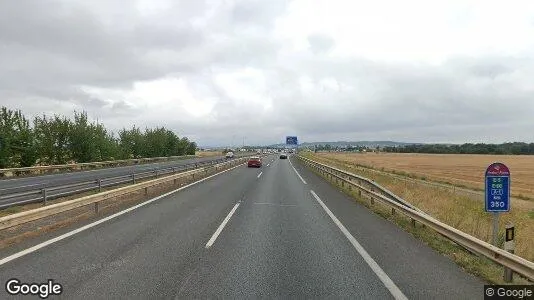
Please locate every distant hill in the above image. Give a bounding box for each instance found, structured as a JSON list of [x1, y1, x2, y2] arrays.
[[267, 141, 420, 148]]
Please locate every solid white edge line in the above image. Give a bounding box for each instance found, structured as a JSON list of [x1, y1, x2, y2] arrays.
[[0, 162, 246, 266], [288, 158, 307, 184], [257, 172, 263, 178], [310, 190, 408, 300], [205, 202, 240, 248]]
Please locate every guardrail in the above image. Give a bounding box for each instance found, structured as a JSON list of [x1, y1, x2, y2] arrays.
[[0, 155, 248, 209], [0, 155, 199, 178], [297, 155, 534, 282], [0, 156, 253, 231]]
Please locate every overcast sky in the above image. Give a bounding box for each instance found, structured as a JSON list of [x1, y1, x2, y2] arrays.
[[1, 0, 534, 146]]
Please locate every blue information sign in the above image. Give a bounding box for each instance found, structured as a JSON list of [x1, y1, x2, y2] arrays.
[[286, 136, 298, 145], [484, 163, 510, 212]]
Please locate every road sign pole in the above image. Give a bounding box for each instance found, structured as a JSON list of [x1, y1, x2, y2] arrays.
[[492, 212, 499, 246]]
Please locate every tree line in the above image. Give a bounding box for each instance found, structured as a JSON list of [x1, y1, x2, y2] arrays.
[[0, 107, 197, 168], [382, 142, 534, 155]]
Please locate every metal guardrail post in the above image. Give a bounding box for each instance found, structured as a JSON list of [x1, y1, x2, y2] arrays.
[[42, 188, 47, 205], [98, 179, 102, 193], [132, 173, 136, 184], [504, 223, 515, 282], [155, 169, 159, 178]]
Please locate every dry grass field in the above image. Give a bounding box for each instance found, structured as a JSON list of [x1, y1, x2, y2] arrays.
[[307, 152, 534, 264], [195, 151, 223, 157], [318, 152, 534, 200]]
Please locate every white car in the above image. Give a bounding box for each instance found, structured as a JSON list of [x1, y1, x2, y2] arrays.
[[225, 151, 234, 159]]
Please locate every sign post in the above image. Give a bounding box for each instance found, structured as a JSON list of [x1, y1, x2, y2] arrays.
[[484, 162, 511, 246]]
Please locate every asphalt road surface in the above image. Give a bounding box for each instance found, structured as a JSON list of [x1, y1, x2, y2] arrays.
[[0, 155, 248, 209], [0, 156, 234, 190], [0, 154, 485, 299]]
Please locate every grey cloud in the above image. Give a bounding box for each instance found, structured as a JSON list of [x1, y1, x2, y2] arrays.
[[307, 34, 335, 54], [109, 100, 137, 115], [230, 0, 291, 30], [0, 0, 212, 90], [1, 0, 533, 146], [267, 55, 534, 142]]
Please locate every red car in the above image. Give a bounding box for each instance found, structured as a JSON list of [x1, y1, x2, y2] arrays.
[[247, 156, 262, 168]]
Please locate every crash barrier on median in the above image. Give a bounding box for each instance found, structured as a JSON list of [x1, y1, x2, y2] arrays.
[[0, 156, 251, 209], [0, 155, 198, 178], [296, 155, 534, 282], [0, 156, 252, 231]]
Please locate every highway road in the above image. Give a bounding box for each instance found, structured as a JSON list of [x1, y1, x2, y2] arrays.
[[0, 155, 230, 190], [0, 154, 484, 299], [0, 155, 251, 208]]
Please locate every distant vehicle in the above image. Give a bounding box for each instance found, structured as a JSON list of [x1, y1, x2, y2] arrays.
[[225, 151, 234, 159], [289, 149, 294, 153], [279, 154, 287, 159], [247, 156, 262, 167]]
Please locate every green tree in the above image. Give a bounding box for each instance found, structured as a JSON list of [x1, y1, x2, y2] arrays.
[[177, 137, 190, 156], [118, 126, 145, 159], [93, 122, 119, 161], [34, 114, 72, 164], [69, 111, 97, 163], [0, 107, 37, 167], [2, 106, 200, 167], [186, 141, 197, 155]]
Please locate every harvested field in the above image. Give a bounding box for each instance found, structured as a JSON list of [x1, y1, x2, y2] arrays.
[[316, 152, 534, 200]]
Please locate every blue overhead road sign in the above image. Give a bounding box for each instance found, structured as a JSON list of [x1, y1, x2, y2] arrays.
[[286, 136, 298, 145]]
